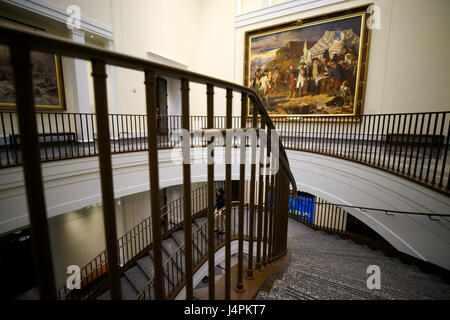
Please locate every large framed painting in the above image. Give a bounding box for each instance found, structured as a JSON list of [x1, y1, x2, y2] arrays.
[[0, 45, 66, 110], [244, 6, 371, 117]]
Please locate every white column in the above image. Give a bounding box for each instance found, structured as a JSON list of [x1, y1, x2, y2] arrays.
[[105, 40, 118, 114], [68, 29, 93, 142], [235, 0, 242, 15], [105, 40, 119, 141]]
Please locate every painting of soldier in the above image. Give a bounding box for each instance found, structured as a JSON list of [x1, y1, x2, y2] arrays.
[[245, 11, 370, 117]]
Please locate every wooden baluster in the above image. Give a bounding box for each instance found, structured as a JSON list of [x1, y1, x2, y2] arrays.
[[262, 125, 271, 267], [246, 100, 257, 280], [91, 59, 121, 299], [181, 78, 193, 299], [267, 162, 275, 263], [225, 88, 233, 299], [235, 92, 247, 293], [10, 44, 57, 299], [206, 83, 215, 299], [255, 119, 266, 270], [144, 70, 165, 299]]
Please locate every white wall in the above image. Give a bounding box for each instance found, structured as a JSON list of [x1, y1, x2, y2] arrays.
[[110, 0, 201, 115], [109, 0, 238, 116]]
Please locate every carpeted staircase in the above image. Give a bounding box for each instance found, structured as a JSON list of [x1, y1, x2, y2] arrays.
[[256, 221, 450, 300]]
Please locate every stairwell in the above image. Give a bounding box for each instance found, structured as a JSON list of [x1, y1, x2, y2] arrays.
[[97, 217, 209, 300], [97, 207, 260, 300], [256, 220, 450, 300]]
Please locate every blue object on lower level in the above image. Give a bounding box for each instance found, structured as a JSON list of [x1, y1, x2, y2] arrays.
[[289, 193, 315, 224]]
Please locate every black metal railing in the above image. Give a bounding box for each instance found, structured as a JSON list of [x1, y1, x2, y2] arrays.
[[1, 111, 448, 195], [273, 113, 449, 193]]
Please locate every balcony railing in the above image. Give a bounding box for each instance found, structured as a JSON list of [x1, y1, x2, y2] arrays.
[[1, 112, 448, 194]]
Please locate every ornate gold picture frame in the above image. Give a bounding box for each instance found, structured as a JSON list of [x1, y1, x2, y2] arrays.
[[244, 5, 371, 118], [0, 46, 66, 111]]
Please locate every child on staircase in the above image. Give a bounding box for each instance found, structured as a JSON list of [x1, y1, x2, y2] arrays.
[[214, 187, 226, 235]]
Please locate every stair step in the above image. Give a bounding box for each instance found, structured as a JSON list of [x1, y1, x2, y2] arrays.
[[163, 236, 185, 275], [255, 290, 277, 300], [149, 250, 177, 293], [171, 230, 185, 246], [268, 219, 450, 300], [96, 278, 137, 300], [136, 254, 155, 279], [124, 266, 150, 293], [290, 253, 450, 299], [284, 263, 427, 300], [121, 277, 138, 300], [194, 217, 208, 227], [162, 237, 180, 263], [96, 290, 110, 300]]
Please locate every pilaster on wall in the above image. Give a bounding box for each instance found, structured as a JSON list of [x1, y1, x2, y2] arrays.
[[106, 40, 118, 115], [67, 29, 93, 142], [68, 29, 90, 114]]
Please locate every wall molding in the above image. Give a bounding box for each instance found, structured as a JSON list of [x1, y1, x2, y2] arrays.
[[146, 51, 188, 70], [1, 0, 114, 39], [235, 0, 346, 28]]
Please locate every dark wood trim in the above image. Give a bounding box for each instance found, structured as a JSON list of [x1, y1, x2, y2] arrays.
[[91, 59, 121, 300], [144, 70, 164, 299], [10, 44, 57, 300], [206, 83, 215, 299]]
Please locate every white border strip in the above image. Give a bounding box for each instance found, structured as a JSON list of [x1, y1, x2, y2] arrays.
[[146, 52, 188, 70], [235, 0, 346, 28]]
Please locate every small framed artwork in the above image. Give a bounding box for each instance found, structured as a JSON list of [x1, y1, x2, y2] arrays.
[[0, 45, 66, 110], [244, 5, 372, 117]]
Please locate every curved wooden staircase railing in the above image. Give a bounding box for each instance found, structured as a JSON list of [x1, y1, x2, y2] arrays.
[[0, 22, 297, 300]]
